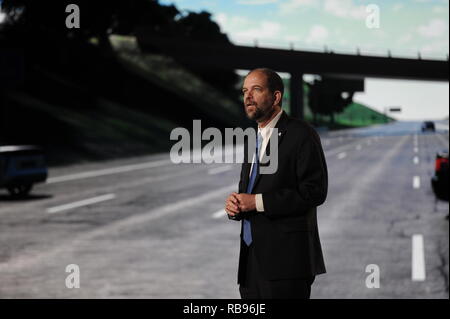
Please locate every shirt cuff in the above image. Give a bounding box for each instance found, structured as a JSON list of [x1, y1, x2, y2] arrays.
[[255, 193, 265, 212]]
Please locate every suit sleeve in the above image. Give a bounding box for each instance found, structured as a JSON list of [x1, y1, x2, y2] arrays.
[[228, 162, 250, 221], [261, 127, 328, 218]]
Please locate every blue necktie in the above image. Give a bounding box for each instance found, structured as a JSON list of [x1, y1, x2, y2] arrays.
[[243, 132, 262, 246]]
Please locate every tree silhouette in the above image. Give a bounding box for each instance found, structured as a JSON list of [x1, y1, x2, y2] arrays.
[[176, 11, 238, 96], [1, 0, 181, 51], [1, 0, 238, 95], [307, 79, 354, 125], [177, 11, 230, 43]]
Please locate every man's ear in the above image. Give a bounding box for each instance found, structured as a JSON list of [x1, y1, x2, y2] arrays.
[[273, 91, 282, 106]]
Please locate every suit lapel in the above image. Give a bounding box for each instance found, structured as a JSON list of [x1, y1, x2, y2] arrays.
[[242, 162, 252, 193], [249, 111, 289, 193]]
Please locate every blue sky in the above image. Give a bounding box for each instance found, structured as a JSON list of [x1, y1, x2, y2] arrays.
[[161, 0, 449, 120], [161, 0, 449, 58]]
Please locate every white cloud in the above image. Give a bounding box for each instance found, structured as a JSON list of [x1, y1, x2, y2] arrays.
[[279, 0, 316, 15], [284, 35, 301, 42], [215, 13, 227, 26], [398, 33, 413, 45], [392, 3, 404, 11], [214, 13, 251, 34], [215, 12, 282, 44], [417, 19, 448, 38], [305, 25, 329, 44], [236, 21, 282, 40], [213, 1, 449, 54], [324, 0, 366, 20], [420, 41, 449, 56], [432, 5, 446, 13], [372, 29, 387, 39], [237, 0, 277, 4]]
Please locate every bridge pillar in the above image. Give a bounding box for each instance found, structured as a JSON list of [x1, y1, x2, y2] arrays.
[[289, 72, 304, 120]]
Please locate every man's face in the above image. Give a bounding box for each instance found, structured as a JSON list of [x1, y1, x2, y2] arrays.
[[242, 71, 275, 122]]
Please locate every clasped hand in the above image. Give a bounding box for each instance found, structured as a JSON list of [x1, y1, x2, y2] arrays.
[[225, 192, 256, 217]]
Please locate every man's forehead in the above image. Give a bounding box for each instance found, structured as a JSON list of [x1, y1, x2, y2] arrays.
[[243, 71, 268, 87]]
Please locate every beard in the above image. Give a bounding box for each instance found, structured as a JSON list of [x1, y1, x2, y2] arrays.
[[245, 105, 264, 121], [245, 103, 272, 122]]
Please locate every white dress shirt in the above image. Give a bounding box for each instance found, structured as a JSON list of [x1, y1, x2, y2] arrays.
[[251, 109, 283, 212]]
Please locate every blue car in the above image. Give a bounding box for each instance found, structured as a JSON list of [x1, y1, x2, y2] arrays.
[[0, 145, 48, 197]]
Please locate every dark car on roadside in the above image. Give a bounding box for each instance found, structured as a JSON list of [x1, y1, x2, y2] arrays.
[[421, 121, 436, 132], [0, 145, 48, 197]]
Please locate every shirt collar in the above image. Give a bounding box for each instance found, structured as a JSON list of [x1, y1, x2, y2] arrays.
[[258, 109, 283, 139]]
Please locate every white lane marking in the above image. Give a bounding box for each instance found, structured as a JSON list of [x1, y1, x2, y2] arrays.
[[337, 152, 347, 160], [47, 194, 116, 214], [325, 137, 372, 158], [414, 147, 419, 153], [413, 176, 421, 189], [212, 209, 227, 219], [1, 184, 237, 271], [208, 165, 233, 175], [47, 159, 172, 184], [413, 156, 419, 165], [412, 234, 426, 281], [0, 164, 206, 216], [356, 144, 362, 151], [319, 135, 410, 236]]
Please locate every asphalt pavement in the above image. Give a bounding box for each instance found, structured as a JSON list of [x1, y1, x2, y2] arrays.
[[0, 121, 448, 298]]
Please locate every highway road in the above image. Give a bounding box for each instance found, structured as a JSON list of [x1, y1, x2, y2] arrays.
[[0, 121, 448, 298]]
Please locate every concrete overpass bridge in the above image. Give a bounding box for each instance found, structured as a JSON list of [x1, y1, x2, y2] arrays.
[[136, 34, 449, 119]]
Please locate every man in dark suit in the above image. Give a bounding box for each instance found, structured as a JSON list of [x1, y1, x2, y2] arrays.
[[225, 68, 328, 299]]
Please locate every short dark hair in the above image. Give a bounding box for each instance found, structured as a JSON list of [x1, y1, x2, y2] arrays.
[[248, 68, 284, 97]]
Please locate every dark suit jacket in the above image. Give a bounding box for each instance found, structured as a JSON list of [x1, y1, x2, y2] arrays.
[[233, 111, 328, 283]]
